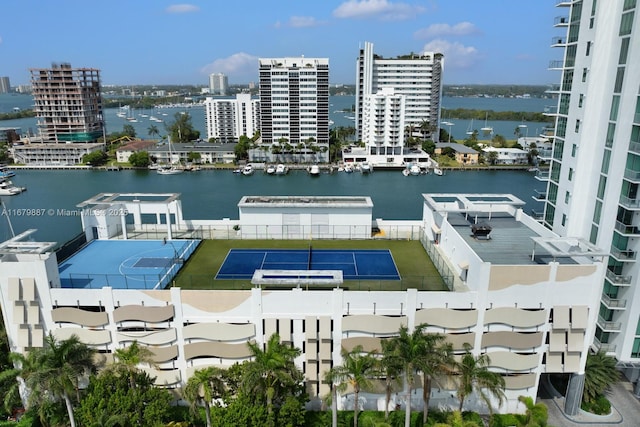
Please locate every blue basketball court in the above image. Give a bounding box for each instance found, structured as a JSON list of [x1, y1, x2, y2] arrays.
[[216, 248, 400, 280], [58, 239, 200, 289]]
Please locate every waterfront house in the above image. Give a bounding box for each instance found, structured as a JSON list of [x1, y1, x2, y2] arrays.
[[435, 143, 479, 165]]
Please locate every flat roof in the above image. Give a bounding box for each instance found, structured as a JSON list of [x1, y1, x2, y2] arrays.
[[238, 195, 373, 208], [77, 192, 181, 208], [0, 230, 56, 255]]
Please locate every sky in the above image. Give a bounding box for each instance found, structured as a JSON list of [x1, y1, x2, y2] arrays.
[[0, 1, 560, 87]]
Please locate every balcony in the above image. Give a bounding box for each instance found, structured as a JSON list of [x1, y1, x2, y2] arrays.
[[601, 293, 627, 309], [629, 141, 640, 155], [533, 190, 547, 201], [635, 113, 640, 124], [593, 336, 617, 353], [610, 247, 637, 262], [624, 168, 640, 183], [537, 149, 554, 159], [551, 36, 567, 47], [530, 209, 544, 221], [548, 60, 565, 70], [615, 221, 640, 236], [534, 170, 550, 182], [597, 316, 622, 332], [606, 269, 633, 286], [619, 195, 640, 210], [554, 16, 569, 26], [556, 0, 574, 6]]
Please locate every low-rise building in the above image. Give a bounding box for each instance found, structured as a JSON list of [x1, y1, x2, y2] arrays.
[[482, 147, 529, 165], [149, 142, 236, 165], [435, 143, 479, 165], [115, 140, 158, 163], [10, 142, 105, 165]]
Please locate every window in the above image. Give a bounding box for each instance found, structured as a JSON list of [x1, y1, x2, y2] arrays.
[[586, 41, 592, 56], [620, 11, 635, 36], [633, 338, 640, 358], [624, 0, 636, 11], [565, 191, 571, 204], [620, 38, 630, 64], [579, 94, 584, 108], [610, 96, 621, 121], [593, 200, 602, 223], [614, 67, 625, 93], [582, 68, 588, 82], [562, 214, 567, 226], [575, 119, 581, 133], [569, 167, 574, 181], [597, 175, 607, 199], [602, 149, 611, 174], [572, 144, 577, 157], [590, 224, 598, 244]]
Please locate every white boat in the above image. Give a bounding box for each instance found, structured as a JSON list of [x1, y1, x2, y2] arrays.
[[308, 165, 320, 176], [275, 164, 287, 175], [481, 112, 493, 134], [466, 119, 474, 135], [410, 164, 422, 176], [360, 162, 373, 174], [344, 163, 354, 173], [402, 168, 411, 177], [157, 137, 183, 175], [433, 167, 444, 176], [0, 167, 15, 179], [266, 165, 276, 175], [242, 164, 254, 176], [0, 179, 26, 195]]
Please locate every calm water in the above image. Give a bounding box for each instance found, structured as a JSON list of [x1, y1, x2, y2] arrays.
[[0, 169, 545, 245], [1, 94, 553, 141]]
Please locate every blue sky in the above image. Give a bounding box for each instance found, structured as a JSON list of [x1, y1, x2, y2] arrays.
[[0, 1, 560, 86]]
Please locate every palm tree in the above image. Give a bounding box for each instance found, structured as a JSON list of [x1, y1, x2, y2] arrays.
[[326, 345, 379, 427], [433, 410, 479, 427], [383, 325, 428, 427], [15, 333, 96, 427], [322, 367, 339, 427], [112, 340, 156, 388], [183, 366, 226, 427], [379, 348, 402, 421], [243, 333, 302, 418], [148, 124, 160, 139], [583, 351, 620, 405], [415, 331, 454, 424], [517, 395, 548, 427], [455, 343, 505, 415]]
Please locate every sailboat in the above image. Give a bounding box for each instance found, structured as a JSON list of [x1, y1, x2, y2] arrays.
[[481, 112, 493, 134], [157, 137, 183, 175], [466, 119, 474, 135]]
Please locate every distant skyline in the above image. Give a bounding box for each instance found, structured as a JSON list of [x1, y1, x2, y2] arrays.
[[1, 1, 560, 87]]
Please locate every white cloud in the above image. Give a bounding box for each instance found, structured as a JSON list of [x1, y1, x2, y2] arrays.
[[333, 0, 425, 21], [165, 4, 199, 13], [201, 53, 258, 79], [288, 16, 325, 28], [414, 22, 479, 39], [422, 39, 479, 68]]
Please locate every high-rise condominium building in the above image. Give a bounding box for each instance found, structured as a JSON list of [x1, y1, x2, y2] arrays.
[[257, 57, 329, 163], [30, 63, 104, 143], [203, 94, 260, 142], [542, 0, 640, 378], [209, 73, 229, 96], [355, 41, 443, 143], [0, 77, 10, 94]]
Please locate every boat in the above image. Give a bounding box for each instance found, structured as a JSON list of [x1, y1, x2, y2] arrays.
[[242, 164, 254, 176], [481, 112, 493, 135], [360, 162, 373, 174], [410, 164, 422, 176], [402, 168, 411, 177], [433, 167, 444, 176], [157, 137, 183, 175], [308, 165, 320, 176], [266, 165, 276, 175], [0, 167, 15, 179], [344, 163, 354, 173], [275, 164, 287, 175], [0, 179, 26, 195], [466, 119, 474, 135]]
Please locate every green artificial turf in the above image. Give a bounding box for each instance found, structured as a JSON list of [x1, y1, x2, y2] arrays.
[[173, 239, 447, 291]]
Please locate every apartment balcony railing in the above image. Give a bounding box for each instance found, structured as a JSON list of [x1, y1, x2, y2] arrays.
[[597, 316, 622, 332], [634, 113, 640, 124], [624, 168, 640, 183], [605, 270, 632, 285], [548, 60, 565, 70], [554, 16, 569, 26], [556, 0, 574, 6], [601, 293, 627, 309], [593, 336, 617, 353], [551, 36, 566, 46], [619, 195, 640, 210], [546, 85, 561, 94], [537, 149, 554, 159], [614, 220, 640, 236], [610, 247, 637, 262], [533, 190, 547, 201], [534, 171, 550, 182], [629, 141, 640, 155], [543, 105, 559, 116]]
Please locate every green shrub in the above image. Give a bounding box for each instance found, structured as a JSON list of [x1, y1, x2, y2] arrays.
[[581, 394, 611, 415]]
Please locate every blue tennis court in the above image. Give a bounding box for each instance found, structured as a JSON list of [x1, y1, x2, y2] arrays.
[[216, 248, 400, 280], [58, 239, 200, 289]]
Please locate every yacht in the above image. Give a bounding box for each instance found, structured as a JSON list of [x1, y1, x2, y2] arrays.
[[360, 162, 373, 174], [266, 165, 276, 175], [275, 164, 287, 175], [156, 137, 183, 175], [0, 179, 26, 195], [433, 167, 444, 176], [0, 167, 15, 179], [242, 164, 254, 176], [410, 164, 422, 176], [308, 165, 320, 176], [343, 163, 354, 173]]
